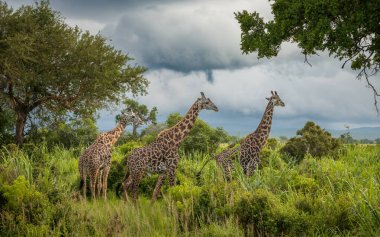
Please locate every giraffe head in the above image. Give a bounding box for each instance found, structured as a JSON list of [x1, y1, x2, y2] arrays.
[[197, 92, 219, 112], [120, 110, 144, 126], [266, 91, 285, 107]]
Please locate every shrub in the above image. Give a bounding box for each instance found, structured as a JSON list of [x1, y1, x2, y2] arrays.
[[118, 140, 143, 155], [280, 121, 342, 162], [233, 189, 309, 236], [233, 189, 279, 234], [166, 113, 232, 154], [1, 176, 52, 226]]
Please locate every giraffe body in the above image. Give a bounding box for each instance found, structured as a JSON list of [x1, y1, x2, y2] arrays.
[[79, 111, 142, 200], [123, 92, 218, 203]]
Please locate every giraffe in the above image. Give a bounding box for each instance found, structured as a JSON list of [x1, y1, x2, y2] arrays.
[[239, 91, 284, 176], [79, 110, 142, 200], [121, 92, 218, 204]]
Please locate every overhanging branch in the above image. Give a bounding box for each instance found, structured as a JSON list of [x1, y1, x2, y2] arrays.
[[357, 67, 380, 115]]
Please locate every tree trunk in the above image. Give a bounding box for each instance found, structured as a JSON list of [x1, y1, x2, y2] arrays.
[[15, 111, 27, 146], [132, 125, 138, 138]]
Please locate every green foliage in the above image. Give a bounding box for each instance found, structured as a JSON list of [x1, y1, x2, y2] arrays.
[[196, 221, 244, 237], [235, 0, 380, 73], [0, 1, 148, 145], [1, 176, 51, 224], [280, 121, 342, 162], [26, 117, 99, 148], [117, 140, 143, 155], [121, 99, 158, 137], [166, 113, 232, 154], [1, 142, 380, 236]]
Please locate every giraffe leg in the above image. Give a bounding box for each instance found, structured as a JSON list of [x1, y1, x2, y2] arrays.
[[97, 169, 103, 198], [130, 170, 144, 205], [123, 175, 132, 201], [151, 173, 166, 203], [248, 152, 260, 177], [90, 169, 99, 200], [102, 166, 110, 200], [168, 154, 179, 186], [225, 159, 233, 181], [82, 172, 87, 201]]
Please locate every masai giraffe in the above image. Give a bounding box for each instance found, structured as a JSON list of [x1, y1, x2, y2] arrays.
[[121, 92, 218, 203], [239, 91, 284, 176], [79, 110, 142, 200]]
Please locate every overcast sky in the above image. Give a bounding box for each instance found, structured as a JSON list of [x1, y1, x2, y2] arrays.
[[9, 0, 380, 136]]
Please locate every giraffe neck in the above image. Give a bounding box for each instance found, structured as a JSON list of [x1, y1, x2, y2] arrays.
[[162, 102, 201, 145], [252, 101, 274, 147], [108, 120, 127, 146]]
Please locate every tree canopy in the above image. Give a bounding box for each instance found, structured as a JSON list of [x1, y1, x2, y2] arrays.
[[280, 121, 342, 162], [0, 1, 148, 145], [235, 0, 380, 111], [121, 99, 157, 138]]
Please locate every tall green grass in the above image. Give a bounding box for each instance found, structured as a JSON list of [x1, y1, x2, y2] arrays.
[[1, 144, 379, 236]]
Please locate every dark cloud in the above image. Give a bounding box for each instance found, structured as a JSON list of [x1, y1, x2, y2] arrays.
[[102, 3, 258, 73], [12, 1, 264, 73]]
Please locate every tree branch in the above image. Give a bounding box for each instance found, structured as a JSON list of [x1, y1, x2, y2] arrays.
[[357, 67, 380, 115], [304, 54, 312, 67]]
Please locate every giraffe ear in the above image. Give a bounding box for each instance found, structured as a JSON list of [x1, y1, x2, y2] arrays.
[[200, 92, 205, 98], [275, 91, 278, 95], [271, 91, 274, 95], [266, 97, 270, 101]]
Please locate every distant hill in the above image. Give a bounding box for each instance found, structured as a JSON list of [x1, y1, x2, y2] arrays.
[[271, 127, 380, 140], [329, 127, 380, 140]]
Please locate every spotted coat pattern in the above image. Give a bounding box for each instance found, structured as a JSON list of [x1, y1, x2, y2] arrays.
[[123, 92, 218, 203], [79, 111, 141, 200]]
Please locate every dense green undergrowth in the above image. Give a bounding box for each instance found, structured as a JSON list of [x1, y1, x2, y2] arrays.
[[0, 143, 379, 236]]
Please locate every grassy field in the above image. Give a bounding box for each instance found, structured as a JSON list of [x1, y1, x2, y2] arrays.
[[0, 143, 379, 236]]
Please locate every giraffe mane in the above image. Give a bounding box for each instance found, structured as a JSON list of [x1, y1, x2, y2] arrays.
[[157, 128, 170, 137]]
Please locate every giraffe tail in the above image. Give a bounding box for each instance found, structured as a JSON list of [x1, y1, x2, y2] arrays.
[[196, 144, 240, 181], [79, 178, 84, 190], [115, 172, 129, 198], [195, 156, 214, 181]]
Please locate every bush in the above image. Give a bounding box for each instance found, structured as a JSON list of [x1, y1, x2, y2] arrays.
[[233, 189, 279, 234], [166, 113, 232, 154], [118, 140, 143, 155], [233, 189, 309, 236], [1, 176, 52, 226], [280, 121, 342, 162]]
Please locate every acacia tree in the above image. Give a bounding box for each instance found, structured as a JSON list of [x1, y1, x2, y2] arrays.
[[0, 1, 148, 145], [235, 0, 380, 111], [121, 99, 157, 137]]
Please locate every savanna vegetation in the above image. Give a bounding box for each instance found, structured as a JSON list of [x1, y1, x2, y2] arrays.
[[1, 1, 380, 237], [1, 126, 380, 236]]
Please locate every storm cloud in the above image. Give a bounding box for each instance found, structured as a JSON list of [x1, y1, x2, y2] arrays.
[[8, 0, 380, 135]]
